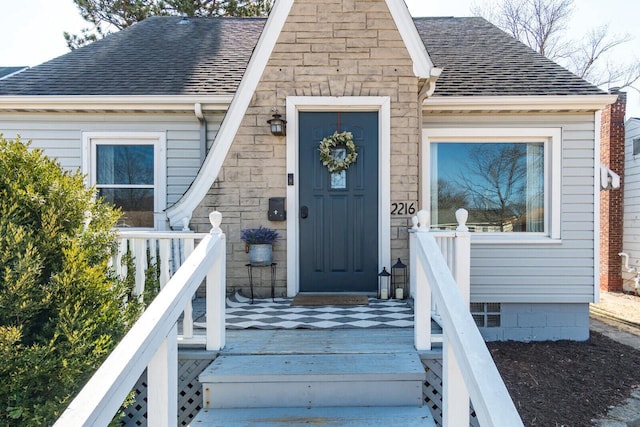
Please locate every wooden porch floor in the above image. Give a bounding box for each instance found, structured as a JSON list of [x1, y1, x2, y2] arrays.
[[186, 296, 442, 339], [222, 328, 420, 355]]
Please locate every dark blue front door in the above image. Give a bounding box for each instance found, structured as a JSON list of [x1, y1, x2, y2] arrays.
[[299, 112, 379, 292]]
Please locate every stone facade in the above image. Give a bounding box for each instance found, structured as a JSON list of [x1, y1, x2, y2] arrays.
[[193, 0, 421, 295]]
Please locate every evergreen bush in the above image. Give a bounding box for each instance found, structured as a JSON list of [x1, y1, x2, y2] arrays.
[[0, 135, 142, 425]]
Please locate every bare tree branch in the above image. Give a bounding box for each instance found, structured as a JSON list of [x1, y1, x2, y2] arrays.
[[569, 25, 632, 80], [473, 0, 574, 60], [473, 0, 640, 93]]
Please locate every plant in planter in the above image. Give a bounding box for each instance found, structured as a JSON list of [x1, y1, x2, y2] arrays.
[[241, 226, 280, 266]]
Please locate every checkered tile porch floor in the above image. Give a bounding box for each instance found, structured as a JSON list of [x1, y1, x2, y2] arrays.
[[216, 292, 414, 330]]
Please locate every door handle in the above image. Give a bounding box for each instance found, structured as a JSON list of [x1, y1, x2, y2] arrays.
[[300, 206, 309, 219]]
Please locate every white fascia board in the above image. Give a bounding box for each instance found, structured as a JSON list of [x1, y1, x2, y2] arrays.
[[0, 67, 28, 80], [385, 0, 433, 78], [165, 0, 295, 228], [423, 95, 618, 112], [0, 95, 233, 112]]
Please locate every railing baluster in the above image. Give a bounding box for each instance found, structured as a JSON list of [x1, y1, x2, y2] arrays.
[[133, 238, 147, 297], [159, 239, 171, 289], [182, 238, 196, 340], [115, 238, 127, 280]]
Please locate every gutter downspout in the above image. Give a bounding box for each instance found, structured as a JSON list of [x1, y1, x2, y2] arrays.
[[195, 103, 207, 165], [418, 67, 443, 212]]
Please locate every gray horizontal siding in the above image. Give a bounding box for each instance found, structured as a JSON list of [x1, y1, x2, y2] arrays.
[[622, 120, 640, 286], [424, 113, 596, 304], [0, 111, 224, 212]]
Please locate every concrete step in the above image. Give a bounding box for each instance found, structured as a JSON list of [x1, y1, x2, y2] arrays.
[[190, 405, 435, 426], [199, 352, 426, 409]]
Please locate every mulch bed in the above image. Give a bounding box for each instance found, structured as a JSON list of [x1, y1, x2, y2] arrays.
[[489, 331, 640, 426]]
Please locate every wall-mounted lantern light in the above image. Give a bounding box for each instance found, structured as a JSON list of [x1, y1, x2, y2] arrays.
[[267, 109, 287, 136]]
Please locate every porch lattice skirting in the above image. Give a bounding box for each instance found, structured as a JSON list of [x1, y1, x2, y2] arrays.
[[421, 353, 480, 427], [213, 292, 414, 329], [120, 351, 215, 426]]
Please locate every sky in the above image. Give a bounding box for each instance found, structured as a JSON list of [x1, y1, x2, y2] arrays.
[[0, 0, 639, 115]]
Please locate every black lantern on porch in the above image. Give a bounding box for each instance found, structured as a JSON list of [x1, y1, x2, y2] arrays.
[[267, 110, 287, 136], [378, 267, 391, 300], [392, 258, 407, 299]]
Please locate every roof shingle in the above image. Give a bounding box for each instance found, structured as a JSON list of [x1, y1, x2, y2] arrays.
[[0, 17, 264, 96], [0, 16, 603, 97], [414, 17, 603, 96]]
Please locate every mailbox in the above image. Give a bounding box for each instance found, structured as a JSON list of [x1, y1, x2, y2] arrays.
[[268, 197, 286, 221]]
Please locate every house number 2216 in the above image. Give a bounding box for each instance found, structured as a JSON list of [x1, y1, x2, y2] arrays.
[[390, 202, 417, 216]]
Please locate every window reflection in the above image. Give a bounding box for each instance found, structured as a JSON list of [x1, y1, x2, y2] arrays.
[[96, 144, 155, 228], [431, 142, 544, 233], [330, 148, 347, 189]]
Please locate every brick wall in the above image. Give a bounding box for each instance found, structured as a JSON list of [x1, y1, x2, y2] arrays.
[[600, 90, 626, 292], [192, 0, 420, 295]]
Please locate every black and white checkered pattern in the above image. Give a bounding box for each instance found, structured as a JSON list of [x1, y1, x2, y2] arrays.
[[224, 292, 414, 330]]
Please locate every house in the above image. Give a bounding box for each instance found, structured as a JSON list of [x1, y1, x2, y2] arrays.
[[0, 0, 614, 346], [622, 115, 640, 293]]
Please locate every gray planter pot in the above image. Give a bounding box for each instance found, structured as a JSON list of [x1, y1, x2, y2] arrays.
[[248, 244, 273, 266]]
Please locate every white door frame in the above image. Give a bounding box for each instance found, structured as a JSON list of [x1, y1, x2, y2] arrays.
[[285, 96, 391, 296]]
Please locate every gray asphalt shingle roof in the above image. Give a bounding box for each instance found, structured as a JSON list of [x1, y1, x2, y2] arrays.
[[414, 17, 603, 96], [0, 16, 603, 97], [0, 17, 264, 96]]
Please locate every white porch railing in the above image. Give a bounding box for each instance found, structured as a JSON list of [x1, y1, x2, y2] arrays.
[[410, 209, 523, 427], [55, 212, 226, 427], [112, 228, 209, 344]]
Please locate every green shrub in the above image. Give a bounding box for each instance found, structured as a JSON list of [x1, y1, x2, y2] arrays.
[[0, 135, 142, 425]]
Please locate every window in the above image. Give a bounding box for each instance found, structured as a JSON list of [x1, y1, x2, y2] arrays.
[[633, 138, 640, 156], [431, 142, 544, 232], [83, 133, 166, 228], [423, 128, 561, 239]]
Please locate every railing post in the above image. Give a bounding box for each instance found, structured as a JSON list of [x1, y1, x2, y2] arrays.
[[207, 212, 226, 351], [409, 216, 418, 299], [147, 324, 178, 427], [453, 208, 471, 303], [443, 208, 471, 427], [413, 210, 431, 350]]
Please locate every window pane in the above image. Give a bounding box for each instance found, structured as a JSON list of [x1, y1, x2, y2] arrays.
[[99, 188, 154, 228], [431, 142, 544, 232], [96, 145, 154, 185]]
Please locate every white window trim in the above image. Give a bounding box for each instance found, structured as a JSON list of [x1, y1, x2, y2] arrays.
[[286, 96, 391, 297], [82, 132, 167, 230], [422, 127, 562, 242]]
